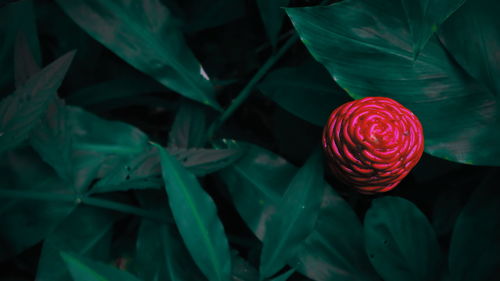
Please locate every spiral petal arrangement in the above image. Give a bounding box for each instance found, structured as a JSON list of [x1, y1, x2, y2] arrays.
[[322, 97, 424, 194]]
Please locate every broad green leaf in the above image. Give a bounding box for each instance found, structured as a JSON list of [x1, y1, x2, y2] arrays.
[[216, 141, 377, 281], [257, 0, 290, 48], [286, 1, 500, 166], [0, 0, 40, 91], [36, 206, 119, 281], [0, 147, 75, 260], [154, 143, 232, 281], [66, 106, 149, 192], [0, 51, 75, 154], [289, 187, 378, 281], [438, 0, 500, 96], [67, 76, 165, 108], [61, 252, 142, 281], [258, 61, 350, 126], [134, 192, 207, 281], [178, 0, 246, 32], [216, 141, 296, 240], [449, 170, 500, 281], [259, 151, 324, 278], [56, 0, 221, 110], [90, 146, 241, 194], [401, 0, 466, 58], [364, 197, 443, 281], [168, 101, 208, 148]]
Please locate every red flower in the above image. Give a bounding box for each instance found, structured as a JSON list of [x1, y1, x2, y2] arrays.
[[322, 97, 424, 194]]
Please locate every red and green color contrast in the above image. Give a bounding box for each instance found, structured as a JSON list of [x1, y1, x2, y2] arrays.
[[322, 97, 424, 194]]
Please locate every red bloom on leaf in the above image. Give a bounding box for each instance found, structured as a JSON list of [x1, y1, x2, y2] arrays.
[[322, 97, 424, 194]]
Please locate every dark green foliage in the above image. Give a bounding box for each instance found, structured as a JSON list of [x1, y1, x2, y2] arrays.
[[1, 0, 499, 281]]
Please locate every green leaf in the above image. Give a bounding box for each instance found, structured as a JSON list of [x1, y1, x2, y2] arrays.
[[0, 51, 75, 154], [0, 147, 75, 260], [90, 146, 241, 194], [36, 206, 119, 281], [449, 170, 500, 281], [134, 192, 207, 281], [154, 143, 232, 281], [364, 197, 443, 281], [438, 0, 500, 96], [56, 0, 221, 110], [168, 101, 208, 148], [259, 151, 324, 278], [257, 0, 290, 48], [66, 106, 150, 192], [289, 188, 378, 281], [258, 61, 350, 126], [61, 252, 142, 281], [286, 0, 500, 166], [401, 0, 466, 58], [0, 0, 40, 90], [216, 141, 296, 240]]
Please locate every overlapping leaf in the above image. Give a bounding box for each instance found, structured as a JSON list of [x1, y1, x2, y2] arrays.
[[401, 0, 466, 58], [0, 147, 75, 260], [438, 0, 500, 96], [0, 51, 74, 154], [36, 206, 119, 281], [259, 151, 324, 278], [56, 0, 221, 110], [364, 197, 443, 281], [154, 143, 232, 281], [286, 0, 500, 166], [217, 141, 296, 240]]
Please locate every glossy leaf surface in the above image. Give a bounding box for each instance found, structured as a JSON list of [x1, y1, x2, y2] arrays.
[[401, 0, 466, 58], [258, 62, 350, 126], [438, 0, 500, 96], [449, 170, 500, 281], [61, 252, 142, 281], [155, 143, 232, 281], [259, 151, 324, 278], [0, 51, 74, 154], [36, 206, 118, 281], [286, 1, 500, 166], [56, 0, 221, 109], [364, 197, 443, 281]]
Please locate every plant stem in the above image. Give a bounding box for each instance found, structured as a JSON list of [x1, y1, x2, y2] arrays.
[[207, 34, 299, 140], [0, 189, 171, 224]]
